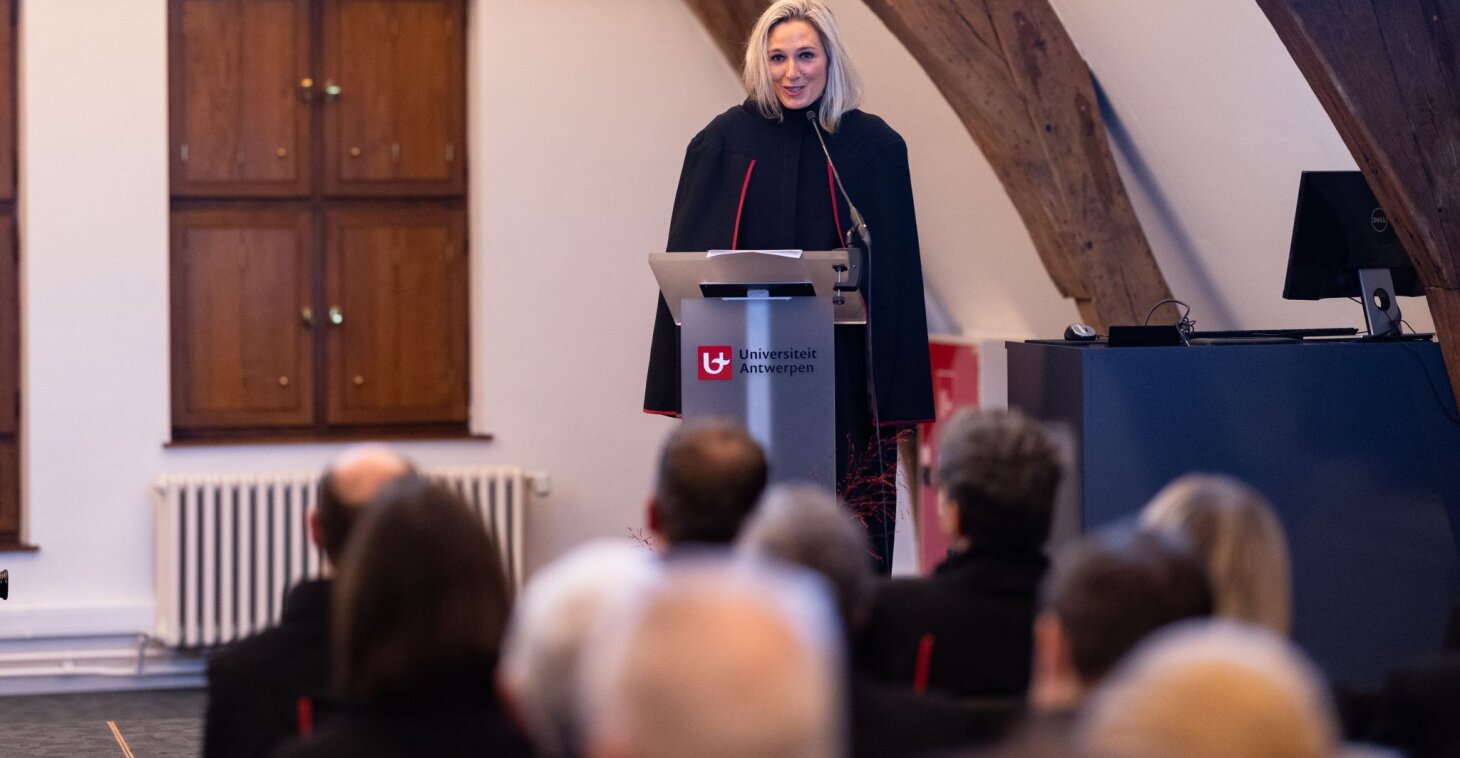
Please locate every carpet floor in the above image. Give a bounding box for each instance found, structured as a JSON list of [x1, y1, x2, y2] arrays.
[[0, 688, 204, 757]]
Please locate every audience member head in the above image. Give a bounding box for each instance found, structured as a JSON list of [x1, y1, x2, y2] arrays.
[[1030, 528, 1213, 712], [1078, 620, 1339, 758], [934, 408, 1061, 555], [499, 541, 661, 757], [333, 475, 511, 707], [1141, 473, 1293, 635], [649, 418, 768, 549], [580, 557, 845, 758], [312, 443, 412, 568], [737, 483, 873, 634]]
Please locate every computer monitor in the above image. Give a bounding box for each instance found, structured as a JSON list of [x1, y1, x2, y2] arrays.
[[1282, 171, 1421, 336]]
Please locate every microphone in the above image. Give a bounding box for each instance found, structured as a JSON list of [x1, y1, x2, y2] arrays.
[[806, 111, 869, 248]]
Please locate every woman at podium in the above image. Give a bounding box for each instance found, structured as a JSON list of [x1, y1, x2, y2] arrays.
[[643, 0, 933, 570]]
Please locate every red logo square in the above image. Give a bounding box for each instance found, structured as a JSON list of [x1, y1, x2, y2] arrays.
[[698, 345, 733, 381]]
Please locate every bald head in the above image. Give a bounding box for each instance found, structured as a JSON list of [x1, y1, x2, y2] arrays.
[[581, 560, 844, 758], [316, 444, 412, 564]]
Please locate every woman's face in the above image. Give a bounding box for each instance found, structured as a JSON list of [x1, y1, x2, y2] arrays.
[[767, 20, 827, 110]]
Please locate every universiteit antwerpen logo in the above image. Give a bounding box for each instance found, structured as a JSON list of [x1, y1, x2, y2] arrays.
[[698, 345, 733, 381]]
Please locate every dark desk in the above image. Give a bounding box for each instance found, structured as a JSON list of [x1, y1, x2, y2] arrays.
[[1008, 339, 1460, 688]]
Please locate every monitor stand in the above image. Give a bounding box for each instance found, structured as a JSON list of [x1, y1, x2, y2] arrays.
[[1357, 267, 1403, 338]]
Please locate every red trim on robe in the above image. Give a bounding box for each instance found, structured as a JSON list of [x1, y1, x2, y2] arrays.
[[827, 161, 846, 247], [296, 696, 315, 738], [913, 633, 935, 694], [731, 160, 757, 249]]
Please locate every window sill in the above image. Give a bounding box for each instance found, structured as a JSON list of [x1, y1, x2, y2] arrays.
[[0, 541, 38, 553], [165, 425, 493, 448]]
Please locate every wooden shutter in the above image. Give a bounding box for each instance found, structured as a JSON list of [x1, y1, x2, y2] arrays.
[[324, 205, 467, 424], [322, 0, 465, 196], [171, 0, 312, 197], [0, 0, 14, 202], [171, 209, 316, 428], [0, 216, 14, 437], [0, 440, 16, 538]]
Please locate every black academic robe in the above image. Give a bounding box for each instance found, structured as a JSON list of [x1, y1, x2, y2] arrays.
[[644, 102, 934, 566]]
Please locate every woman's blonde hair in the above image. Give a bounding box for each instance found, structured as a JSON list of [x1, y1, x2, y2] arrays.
[[1140, 474, 1293, 635], [742, 0, 863, 132]]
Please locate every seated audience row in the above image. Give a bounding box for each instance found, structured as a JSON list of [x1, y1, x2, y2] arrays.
[[202, 412, 1424, 758]]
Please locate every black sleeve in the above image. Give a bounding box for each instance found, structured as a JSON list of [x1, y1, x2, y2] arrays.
[[645, 130, 726, 415], [863, 133, 934, 425]]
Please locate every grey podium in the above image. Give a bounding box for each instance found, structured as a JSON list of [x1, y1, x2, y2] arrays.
[[650, 249, 863, 488]]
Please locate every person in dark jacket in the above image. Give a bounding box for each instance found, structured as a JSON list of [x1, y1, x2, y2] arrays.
[[740, 484, 1023, 758], [859, 408, 1059, 698], [644, 0, 934, 571], [203, 444, 411, 758], [272, 475, 531, 758]]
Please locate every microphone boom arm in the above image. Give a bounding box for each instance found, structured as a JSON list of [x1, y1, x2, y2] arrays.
[[807, 112, 870, 250]]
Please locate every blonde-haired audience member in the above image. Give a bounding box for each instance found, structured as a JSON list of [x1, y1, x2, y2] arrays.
[[498, 541, 660, 757], [579, 557, 845, 758], [1078, 620, 1339, 758], [1141, 473, 1293, 635]]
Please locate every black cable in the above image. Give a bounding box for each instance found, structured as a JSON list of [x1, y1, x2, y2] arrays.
[[859, 239, 892, 568], [1143, 298, 1190, 326], [1143, 299, 1195, 344], [1397, 340, 1460, 426]]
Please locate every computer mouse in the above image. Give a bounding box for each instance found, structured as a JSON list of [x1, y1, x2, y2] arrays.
[[1064, 323, 1098, 341]]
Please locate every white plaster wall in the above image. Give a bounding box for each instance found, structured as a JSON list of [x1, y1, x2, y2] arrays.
[[829, 1, 1078, 342], [3, 0, 1404, 644], [1046, 0, 1433, 333], [5, 0, 737, 636]]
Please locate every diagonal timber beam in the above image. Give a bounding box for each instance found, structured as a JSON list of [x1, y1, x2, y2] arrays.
[[684, 0, 1178, 330], [859, 0, 1175, 330], [1258, 0, 1460, 404], [683, 0, 769, 68]]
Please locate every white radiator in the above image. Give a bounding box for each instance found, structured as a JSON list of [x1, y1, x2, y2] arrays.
[[152, 466, 534, 649]]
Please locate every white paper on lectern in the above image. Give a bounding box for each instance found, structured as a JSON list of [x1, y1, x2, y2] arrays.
[[707, 249, 803, 258]]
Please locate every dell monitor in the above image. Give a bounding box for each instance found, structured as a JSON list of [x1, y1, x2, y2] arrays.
[[1282, 171, 1422, 337]]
